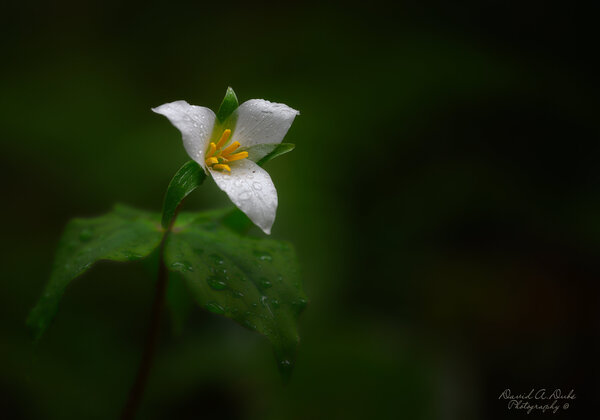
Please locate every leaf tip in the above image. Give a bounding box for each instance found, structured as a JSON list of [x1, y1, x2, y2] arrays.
[[273, 334, 301, 384]]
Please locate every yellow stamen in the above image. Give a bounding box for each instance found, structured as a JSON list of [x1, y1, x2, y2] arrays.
[[206, 142, 217, 158], [225, 151, 248, 162], [221, 141, 241, 157], [216, 129, 232, 149], [204, 129, 248, 171], [213, 164, 231, 172]]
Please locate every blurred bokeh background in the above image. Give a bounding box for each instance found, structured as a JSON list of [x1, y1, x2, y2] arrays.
[[1, 1, 598, 419]]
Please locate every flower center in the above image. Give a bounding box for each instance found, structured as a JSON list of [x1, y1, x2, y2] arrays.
[[204, 129, 248, 172]]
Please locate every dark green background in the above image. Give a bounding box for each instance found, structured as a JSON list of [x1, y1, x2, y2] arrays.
[[1, 1, 598, 419]]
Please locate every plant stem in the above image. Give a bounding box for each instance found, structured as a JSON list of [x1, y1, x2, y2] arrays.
[[121, 206, 181, 420]]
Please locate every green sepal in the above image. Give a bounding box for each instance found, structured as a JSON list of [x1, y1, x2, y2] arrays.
[[165, 212, 307, 380], [216, 87, 239, 123], [161, 160, 207, 229], [240, 143, 295, 166], [27, 205, 163, 340]]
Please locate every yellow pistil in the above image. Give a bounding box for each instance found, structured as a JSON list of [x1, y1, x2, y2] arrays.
[[204, 129, 248, 172], [213, 164, 231, 172]]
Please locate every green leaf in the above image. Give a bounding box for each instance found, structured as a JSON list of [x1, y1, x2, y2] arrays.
[[27, 205, 163, 339], [221, 208, 254, 235], [165, 213, 307, 380], [240, 143, 295, 166], [216, 87, 239, 123], [162, 160, 207, 229]]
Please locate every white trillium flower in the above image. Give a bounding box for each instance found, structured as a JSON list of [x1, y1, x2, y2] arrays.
[[152, 98, 299, 234]]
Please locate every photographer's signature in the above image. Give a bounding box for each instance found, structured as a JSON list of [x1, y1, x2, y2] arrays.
[[499, 388, 576, 414]]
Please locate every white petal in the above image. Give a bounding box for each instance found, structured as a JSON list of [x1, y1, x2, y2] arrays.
[[230, 99, 299, 148], [210, 159, 278, 234], [152, 101, 216, 170]]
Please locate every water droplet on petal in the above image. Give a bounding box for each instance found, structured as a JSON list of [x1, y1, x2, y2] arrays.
[[238, 191, 252, 200]]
